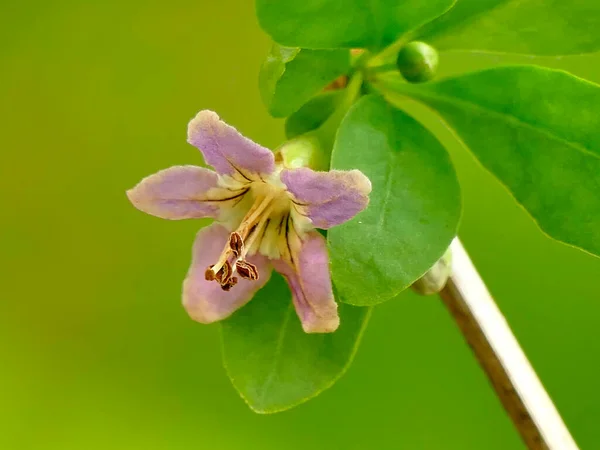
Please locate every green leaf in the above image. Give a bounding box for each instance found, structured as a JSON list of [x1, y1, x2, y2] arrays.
[[259, 44, 350, 118], [329, 95, 461, 306], [221, 274, 371, 413], [416, 0, 600, 55], [285, 90, 345, 139], [388, 66, 600, 257], [256, 0, 456, 50]]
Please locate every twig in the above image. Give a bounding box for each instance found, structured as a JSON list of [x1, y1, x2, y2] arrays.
[[440, 239, 579, 450]]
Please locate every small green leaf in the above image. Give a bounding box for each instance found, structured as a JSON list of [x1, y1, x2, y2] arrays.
[[416, 0, 600, 55], [284, 90, 345, 139], [389, 66, 600, 257], [256, 0, 456, 50], [259, 44, 350, 118], [221, 274, 371, 413], [329, 95, 461, 306]]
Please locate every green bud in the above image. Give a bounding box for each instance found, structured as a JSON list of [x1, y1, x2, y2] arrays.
[[411, 247, 452, 295], [276, 133, 328, 171], [396, 41, 439, 83]]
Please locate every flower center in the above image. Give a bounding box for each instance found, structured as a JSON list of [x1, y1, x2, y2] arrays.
[[205, 184, 294, 290]]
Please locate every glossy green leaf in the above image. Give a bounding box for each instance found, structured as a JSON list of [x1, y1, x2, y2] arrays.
[[416, 0, 600, 55], [221, 274, 371, 413], [390, 66, 600, 257], [256, 0, 456, 50], [259, 44, 350, 118], [329, 95, 461, 306], [285, 90, 345, 139]]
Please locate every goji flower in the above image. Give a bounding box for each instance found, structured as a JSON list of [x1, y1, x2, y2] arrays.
[[128, 111, 371, 332]]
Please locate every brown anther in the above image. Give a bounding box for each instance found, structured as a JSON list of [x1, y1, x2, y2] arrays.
[[221, 276, 238, 291], [229, 232, 244, 257], [215, 260, 232, 285], [205, 265, 216, 281], [236, 260, 259, 281]]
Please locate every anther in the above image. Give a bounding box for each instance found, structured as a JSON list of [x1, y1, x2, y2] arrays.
[[229, 232, 244, 257], [205, 265, 216, 281], [215, 260, 232, 285], [236, 260, 259, 280], [221, 276, 238, 291]]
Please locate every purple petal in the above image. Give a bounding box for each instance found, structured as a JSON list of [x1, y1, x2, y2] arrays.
[[187, 110, 276, 178], [281, 168, 371, 229], [272, 232, 339, 333], [183, 223, 272, 324], [127, 165, 221, 220]]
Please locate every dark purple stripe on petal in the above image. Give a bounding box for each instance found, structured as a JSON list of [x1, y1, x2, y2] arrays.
[[272, 232, 339, 333], [127, 165, 220, 220], [281, 168, 371, 229]]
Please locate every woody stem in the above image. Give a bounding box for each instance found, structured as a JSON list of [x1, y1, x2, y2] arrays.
[[440, 239, 578, 450]]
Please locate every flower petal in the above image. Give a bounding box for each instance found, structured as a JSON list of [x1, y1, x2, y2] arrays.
[[127, 165, 224, 220], [183, 223, 272, 323], [272, 231, 339, 333], [187, 110, 276, 178], [281, 168, 371, 229]]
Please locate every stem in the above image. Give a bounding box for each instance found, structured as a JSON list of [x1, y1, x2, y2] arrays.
[[314, 72, 363, 150], [440, 239, 578, 450], [368, 35, 411, 67], [277, 73, 364, 171], [364, 63, 398, 76]]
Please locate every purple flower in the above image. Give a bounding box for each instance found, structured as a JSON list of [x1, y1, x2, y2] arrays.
[[127, 110, 371, 333]]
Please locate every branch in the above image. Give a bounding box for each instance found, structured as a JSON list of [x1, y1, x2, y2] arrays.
[[440, 239, 579, 450]]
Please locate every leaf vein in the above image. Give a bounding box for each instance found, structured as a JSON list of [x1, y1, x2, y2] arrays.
[[257, 302, 294, 405], [404, 88, 600, 161]]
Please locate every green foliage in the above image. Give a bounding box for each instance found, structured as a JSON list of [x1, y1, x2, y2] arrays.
[[231, 0, 600, 415], [416, 0, 600, 55], [256, 0, 456, 50], [221, 274, 371, 413], [259, 44, 350, 118], [285, 90, 345, 139], [329, 95, 461, 306], [388, 66, 600, 257]]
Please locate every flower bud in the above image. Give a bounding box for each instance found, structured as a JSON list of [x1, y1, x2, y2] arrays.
[[411, 247, 452, 295], [276, 134, 328, 171], [396, 41, 439, 83]]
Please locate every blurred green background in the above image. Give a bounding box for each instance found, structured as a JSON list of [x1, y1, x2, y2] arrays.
[[2, 1, 600, 448]]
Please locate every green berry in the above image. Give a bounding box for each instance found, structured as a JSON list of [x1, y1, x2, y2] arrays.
[[396, 41, 439, 83]]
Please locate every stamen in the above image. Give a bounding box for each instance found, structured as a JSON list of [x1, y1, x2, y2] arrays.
[[206, 194, 274, 277], [221, 276, 238, 291], [229, 232, 244, 257], [215, 260, 232, 285], [240, 202, 278, 258], [236, 260, 259, 280], [236, 193, 275, 239], [205, 191, 284, 291], [205, 265, 216, 281]]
